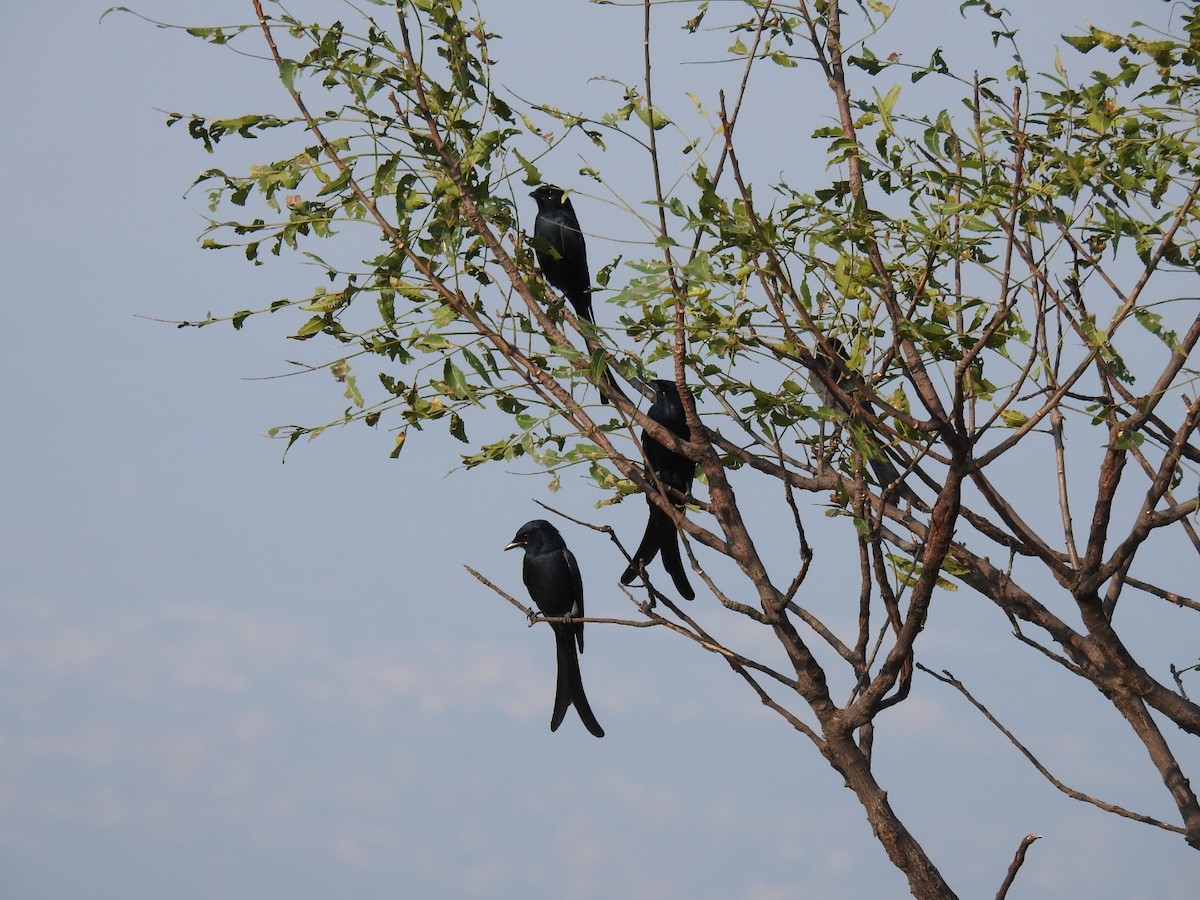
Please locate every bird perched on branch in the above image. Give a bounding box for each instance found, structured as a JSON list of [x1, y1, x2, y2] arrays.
[[506, 519, 605, 738], [807, 337, 924, 508], [529, 184, 593, 323], [621, 379, 696, 601], [529, 184, 611, 404]]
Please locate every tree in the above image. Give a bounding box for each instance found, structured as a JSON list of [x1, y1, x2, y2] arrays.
[[130, 1, 1200, 896]]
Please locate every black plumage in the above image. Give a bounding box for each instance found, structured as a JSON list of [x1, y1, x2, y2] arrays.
[[620, 380, 696, 601], [529, 184, 610, 404], [506, 519, 605, 738], [529, 184, 593, 323]]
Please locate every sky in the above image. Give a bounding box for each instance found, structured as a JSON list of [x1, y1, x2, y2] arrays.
[[2, 1, 1198, 898]]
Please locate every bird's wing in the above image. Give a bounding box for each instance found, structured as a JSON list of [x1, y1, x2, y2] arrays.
[[559, 214, 588, 274], [562, 546, 585, 653]]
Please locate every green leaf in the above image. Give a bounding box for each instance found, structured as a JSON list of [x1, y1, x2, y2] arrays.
[[461, 347, 494, 385], [1134, 307, 1178, 349], [343, 373, 364, 408], [316, 168, 352, 196], [587, 349, 608, 391], [513, 150, 541, 186], [278, 58, 298, 93], [291, 315, 326, 340], [443, 359, 471, 399], [1062, 33, 1099, 54], [390, 430, 407, 459], [879, 84, 901, 129], [1110, 429, 1145, 451], [682, 2, 708, 33], [635, 104, 671, 131]]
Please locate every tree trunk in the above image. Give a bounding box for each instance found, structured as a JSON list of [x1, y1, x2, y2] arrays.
[[823, 727, 959, 899]]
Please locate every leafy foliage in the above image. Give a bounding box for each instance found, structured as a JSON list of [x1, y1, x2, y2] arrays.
[[132, 1, 1200, 895]]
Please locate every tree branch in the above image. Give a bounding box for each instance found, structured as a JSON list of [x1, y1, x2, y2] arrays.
[[918, 665, 1187, 836]]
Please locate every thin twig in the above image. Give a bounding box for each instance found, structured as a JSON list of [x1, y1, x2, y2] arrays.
[[994, 833, 1042, 900], [1170, 663, 1194, 701], [464, 564, 658, 629], [464, 565, 533, 617], [1123, 577, 1200, 613], [919, 664, 1186, 835]]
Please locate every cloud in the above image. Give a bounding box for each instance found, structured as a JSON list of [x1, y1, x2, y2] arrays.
[[0, 594, 531, 838], [0, 593, 545, 724]]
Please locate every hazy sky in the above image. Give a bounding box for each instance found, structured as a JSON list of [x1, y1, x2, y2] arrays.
[[3, 1, 1197, 897]]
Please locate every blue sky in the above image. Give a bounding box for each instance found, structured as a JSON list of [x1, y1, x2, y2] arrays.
[[3, 1, 1198, 897]]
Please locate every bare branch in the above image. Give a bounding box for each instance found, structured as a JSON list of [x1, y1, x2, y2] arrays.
[[1124, 577, 1200, 614], [463, 564, 534, 618], [918, 665, 1187, 836], [994, 833, 1042, 900]]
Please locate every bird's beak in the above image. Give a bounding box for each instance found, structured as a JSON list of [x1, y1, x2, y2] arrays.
[[504, 540, 520, 551], [528, 189, 538, 198]]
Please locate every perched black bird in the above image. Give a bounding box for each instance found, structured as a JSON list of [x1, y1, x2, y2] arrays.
[[620, 379, 696, 601], [529, 184, 610, 404], [529, 184, 593, 323], [506, 519, 605, 738], [808, 338, 923, 508]]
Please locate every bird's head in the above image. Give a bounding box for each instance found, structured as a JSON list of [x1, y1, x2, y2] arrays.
[[505, 518, 561, 552], [650, 379, 685, 409], [529, 184, 569, 209]]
